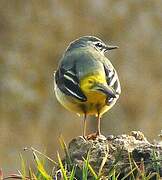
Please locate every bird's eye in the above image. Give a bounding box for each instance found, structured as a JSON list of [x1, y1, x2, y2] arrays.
[[95, 42, 103, 47]]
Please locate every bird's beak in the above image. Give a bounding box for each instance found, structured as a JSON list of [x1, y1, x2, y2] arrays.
[[105, 45, 119, 51]]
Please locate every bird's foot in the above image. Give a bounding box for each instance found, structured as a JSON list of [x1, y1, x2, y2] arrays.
[[85, 132, 106, 140], [86, 132, 98, 140]]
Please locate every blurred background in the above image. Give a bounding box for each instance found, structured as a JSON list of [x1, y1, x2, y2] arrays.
[[0, 0, 162, 174]]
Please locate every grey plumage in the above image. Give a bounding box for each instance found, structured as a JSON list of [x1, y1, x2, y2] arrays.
[[54, 36, 121, 137]]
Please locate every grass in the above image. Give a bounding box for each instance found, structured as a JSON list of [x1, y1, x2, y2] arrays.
[[0, 138, 161, 180]]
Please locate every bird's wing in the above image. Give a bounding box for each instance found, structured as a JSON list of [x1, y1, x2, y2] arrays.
[[103, 60, 121, 104], [103, 62, 121, 95], [55, 55, 87, 102]]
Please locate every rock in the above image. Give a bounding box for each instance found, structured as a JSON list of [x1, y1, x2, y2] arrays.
[[53, 131, 162, 179]]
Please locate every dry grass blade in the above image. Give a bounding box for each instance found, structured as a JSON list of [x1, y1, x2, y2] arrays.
[[28, 167, 38, 180], [2, 174, 29, 179], [121, 167, 137, 180], [128, 152, 136, 180], [31, 147, 57, 165], [98, 144, 109, 177], [20, 154, 26, 179], [59, 135, 72, 167]]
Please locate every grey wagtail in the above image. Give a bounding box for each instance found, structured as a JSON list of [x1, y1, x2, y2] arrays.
[[54, 36, 121, 138]]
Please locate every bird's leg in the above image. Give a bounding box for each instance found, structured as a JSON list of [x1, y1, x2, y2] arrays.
[[96, 113, 101, 136], [83, 113, 87, 139]]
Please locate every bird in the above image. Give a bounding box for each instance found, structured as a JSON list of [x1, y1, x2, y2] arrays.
[[54, 36, 121, 139]]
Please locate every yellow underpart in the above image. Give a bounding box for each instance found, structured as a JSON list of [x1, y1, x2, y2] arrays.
[[80, 73, 107, 104], [55, 72, 115, 116]]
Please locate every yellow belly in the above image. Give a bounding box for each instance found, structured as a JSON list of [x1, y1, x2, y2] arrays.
[[55, 86, 114, 116], [82, 91, 105, 114]]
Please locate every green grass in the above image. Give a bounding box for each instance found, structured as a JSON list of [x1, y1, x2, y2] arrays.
[[1, 139, 162, 180]]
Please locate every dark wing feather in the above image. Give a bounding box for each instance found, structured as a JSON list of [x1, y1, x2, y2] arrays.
[[103, 63, 121, 104], [104, 64, 121, 94], [55, 63, 87, 102]]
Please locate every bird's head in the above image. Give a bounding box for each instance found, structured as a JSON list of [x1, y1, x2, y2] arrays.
[[66, 36, 118, 54]]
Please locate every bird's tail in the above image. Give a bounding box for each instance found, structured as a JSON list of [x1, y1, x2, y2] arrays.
[[92, 83, 116, 98]]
